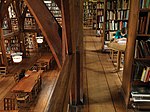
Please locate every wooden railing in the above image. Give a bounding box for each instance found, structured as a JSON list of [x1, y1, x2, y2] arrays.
[[45, 54, 75, 112]]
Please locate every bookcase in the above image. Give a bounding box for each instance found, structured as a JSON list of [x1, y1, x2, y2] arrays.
[[11, 18, 18, 31], [44, 0, 62, 27], [102, 0, 130, 50], [96, 0, 104, 36], [24, 10, 39, 30], [122, 0, 150, 109], [83, 1, 94, 29], [4, 33, 20, 54], [24, 32, 38, 54], [93, 2, 97, 30]]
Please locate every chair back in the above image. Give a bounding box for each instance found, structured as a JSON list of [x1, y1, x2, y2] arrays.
[[14, 72, 19, 82], [4, 97, 16, 110]]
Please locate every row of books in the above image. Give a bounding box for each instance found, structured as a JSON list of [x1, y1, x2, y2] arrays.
[[141, 66, 150, 82], [83, 1, 93, 6], [106, 21, 127, 31], [140, 0, 150, 9], [97, 3, 104, 9], [97, 16, 104, 23], [131, 86, 150, 102], [97, 22, 103, 29], [107, 10, 129, 20], [107, 0, 130, 10], [97, 0, 104, 2], [138, 12, 150, 34], [133, 60, 150, 81], [11, 18, 18, 31], [97, 10, 103, 16], [135, 40, 150, 58]]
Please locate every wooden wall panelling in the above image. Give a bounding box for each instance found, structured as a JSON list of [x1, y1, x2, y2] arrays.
[[24, 0, 62, 69], [122, 0, 139, 107]]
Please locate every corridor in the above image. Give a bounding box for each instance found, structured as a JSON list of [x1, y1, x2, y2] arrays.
[[78, 35, 134, 112]]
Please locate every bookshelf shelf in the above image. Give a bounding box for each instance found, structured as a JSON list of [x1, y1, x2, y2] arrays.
[[137, 34, 150, 37], [132, 81, 150, 87], [83, 1, 96, 29], [140, 8, 150, 12], [122, 0, 150, 109]]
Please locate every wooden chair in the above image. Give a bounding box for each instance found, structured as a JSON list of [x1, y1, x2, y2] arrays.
[[4, 97, 17, 110], [13, 72, 19, 83], [32, 76, 42, 98], [32, 80, 39, 98], [0, 66, 7, 75], [36, 61, 48, 71], [40, 62, 48, 71], [15, 91, 30, 108]]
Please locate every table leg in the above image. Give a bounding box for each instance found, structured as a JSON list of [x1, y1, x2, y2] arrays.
[[117, 51, 121, 71]]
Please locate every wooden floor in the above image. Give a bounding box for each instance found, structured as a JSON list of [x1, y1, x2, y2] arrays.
[[77, 34, 135, 112]]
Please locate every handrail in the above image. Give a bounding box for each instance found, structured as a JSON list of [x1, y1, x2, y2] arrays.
[[45, 54, 75, 112]]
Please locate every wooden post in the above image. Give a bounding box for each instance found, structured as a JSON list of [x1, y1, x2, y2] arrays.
[[122, 0, 139, 107], [0, 27, 8, 67], [79, 0, 84, 104]]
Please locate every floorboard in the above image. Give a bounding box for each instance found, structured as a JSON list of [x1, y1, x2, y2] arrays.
[[78, 35, 135, 112]]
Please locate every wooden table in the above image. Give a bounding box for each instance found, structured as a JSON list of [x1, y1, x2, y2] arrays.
[[107, 42, 126, 71], [37, 55, 53, 70], [11, 70, 43, 93]]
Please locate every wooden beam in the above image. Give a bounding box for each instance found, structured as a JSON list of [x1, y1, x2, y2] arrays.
[[61, 0, 68, 64], [24, 0, 62, 69], [0, 28, 8, 67], [61, 0, 72, 54]]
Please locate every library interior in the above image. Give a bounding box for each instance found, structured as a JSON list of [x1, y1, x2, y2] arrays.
[[0, 0, 150, 112]]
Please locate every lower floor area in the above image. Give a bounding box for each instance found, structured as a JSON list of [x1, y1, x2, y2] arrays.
[[0, 34, 148, 112]]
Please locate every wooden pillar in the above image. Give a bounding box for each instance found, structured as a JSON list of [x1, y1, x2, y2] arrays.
[[70, 0, 84, 106], [79, 0, 84, 103], [0, 27, 8, 67], [122, 0, 139, 107]]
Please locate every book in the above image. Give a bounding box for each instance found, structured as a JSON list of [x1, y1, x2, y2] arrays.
[[131, 97, 150, 102], [131, 86, 150, 95]]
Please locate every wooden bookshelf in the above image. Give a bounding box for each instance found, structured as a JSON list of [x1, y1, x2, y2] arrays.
[[24, 10, 39, 30], [93, 2, 97, 30], [24, 32, 38, 54], [44, 0, 62, 27], [102, 0, 130, 51], [122, 0, 150, 109], [83, 1, 94, 29], [4, 31, 20, 54], [96, 0, 104, 36]]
